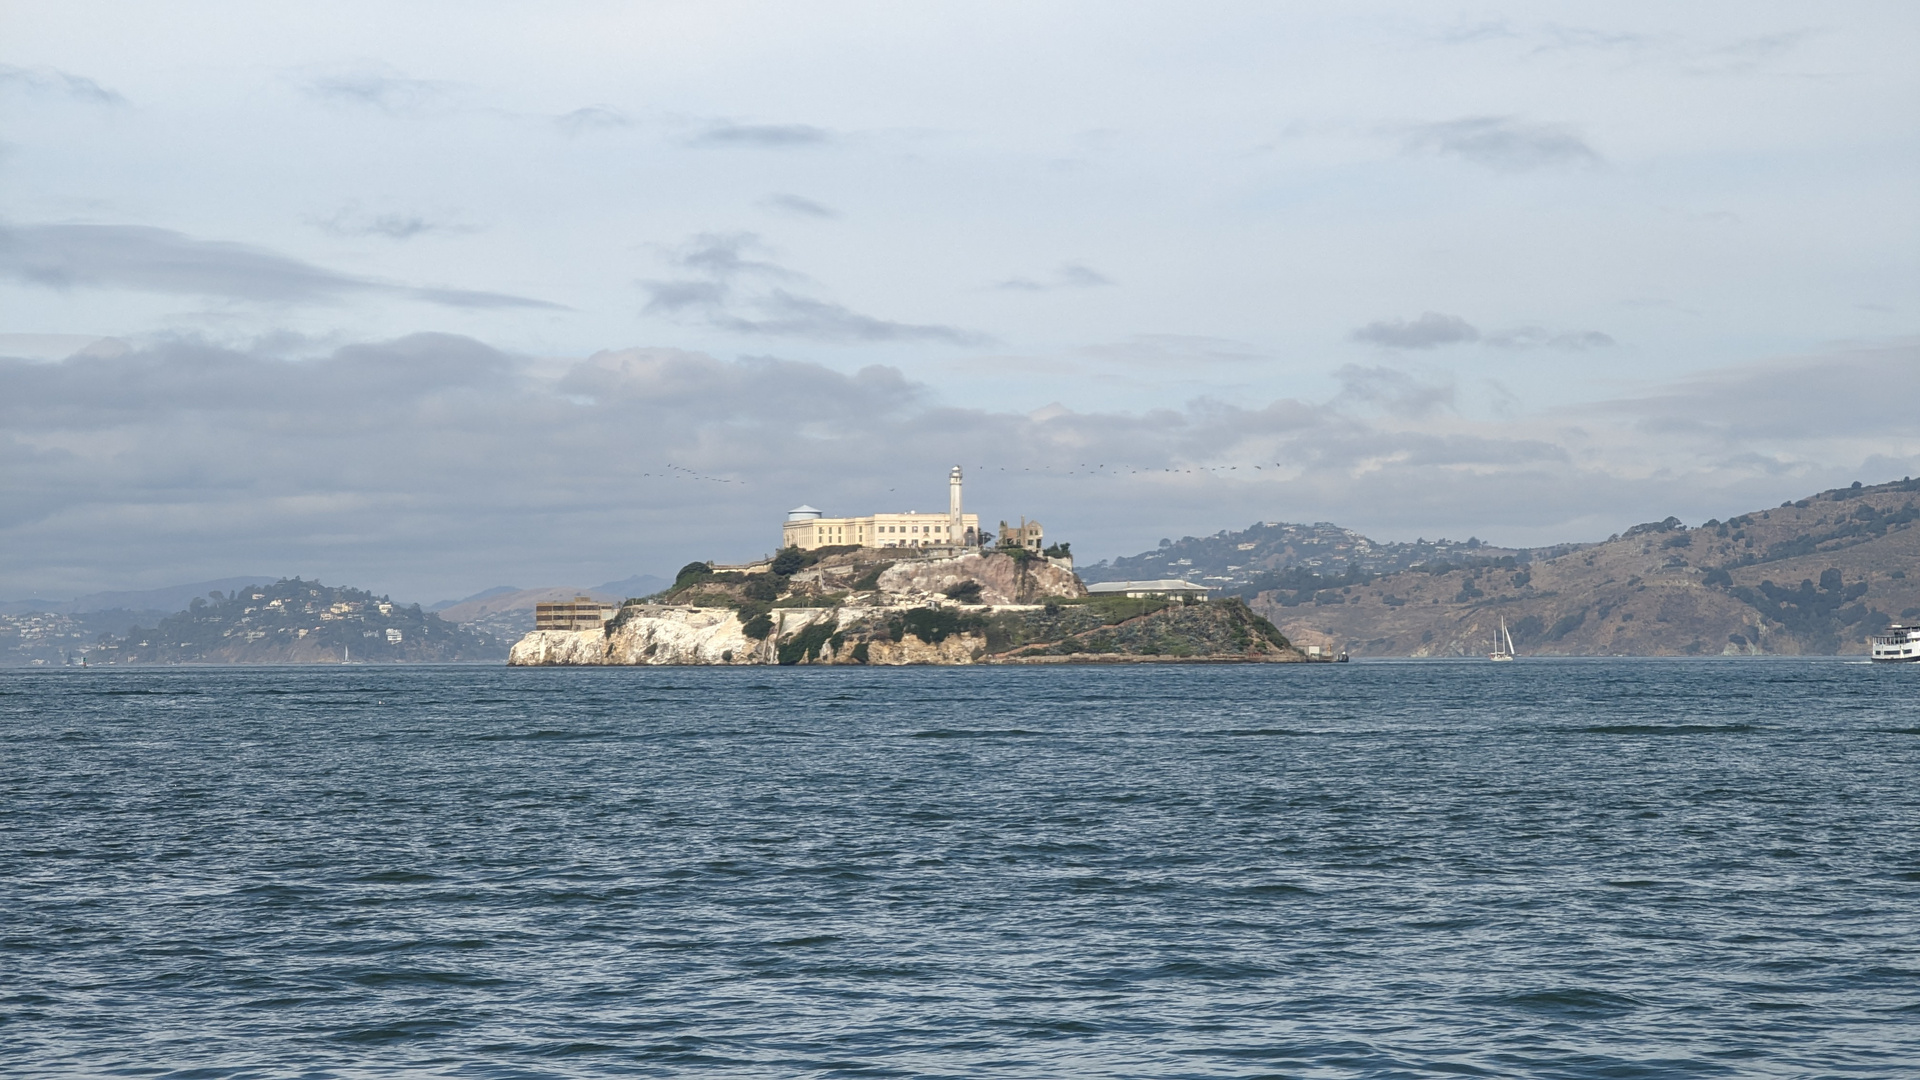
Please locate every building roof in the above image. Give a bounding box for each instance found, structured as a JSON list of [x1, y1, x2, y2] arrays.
[[1085, 579, 1212, 593], [786, 505, 823, 521]]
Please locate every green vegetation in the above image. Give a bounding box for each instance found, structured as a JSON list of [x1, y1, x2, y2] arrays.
[[1730, 569, 1883, 653], [777, 622, 838, 665], [1043, 541, 1071, 559], [903, 607, 985, 644], [942, 581, 983, 603], [673, 562, 713, 588], [741, 612, 774, 640]]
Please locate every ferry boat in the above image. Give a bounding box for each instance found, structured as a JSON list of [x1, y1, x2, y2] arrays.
[[1870, 624, 1920, 663]]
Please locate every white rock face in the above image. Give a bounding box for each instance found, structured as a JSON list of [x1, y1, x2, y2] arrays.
[[876, 552, 1083, 605], [508, 606, 844, 666]]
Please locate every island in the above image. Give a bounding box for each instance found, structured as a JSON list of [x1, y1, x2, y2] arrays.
[[509, 468, 1303, 666]]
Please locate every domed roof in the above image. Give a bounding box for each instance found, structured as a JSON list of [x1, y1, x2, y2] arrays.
[[786, 505, 824, 521]]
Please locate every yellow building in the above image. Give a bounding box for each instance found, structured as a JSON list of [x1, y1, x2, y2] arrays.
[[782, 466, 983, 552]]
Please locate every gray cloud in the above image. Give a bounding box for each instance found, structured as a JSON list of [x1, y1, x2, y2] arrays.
[[555, 106, 631, 134], [1335, 364, 1456, 418], [689, 123, 831, 148], [713, 291, 991, 346], [996, 263, 1114, 292], [1, 333, 1910, 600], [1079, 334, 1263, 367], [0, 64, 125, 105], [1485, 326, 1617, 350], [1352, 311, 1480, 349], [762, 193, 837, 219], [1596, 342, 1920, 443], [305, 68, 441, 113], [1401, 116, 1601, 171], [0, 222, 560, 309], [642, 232, 988, 346], [312, 206, 467, 241]]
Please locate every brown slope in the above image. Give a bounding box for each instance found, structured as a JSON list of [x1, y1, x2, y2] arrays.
[[1259, 479, 1920, 657]]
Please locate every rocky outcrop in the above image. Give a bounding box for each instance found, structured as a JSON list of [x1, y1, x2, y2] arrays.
[[875, 552, 1083, 604]]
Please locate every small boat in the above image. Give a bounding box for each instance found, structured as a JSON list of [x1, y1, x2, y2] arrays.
[[1870, 624, 1920, 663], [1489, 618, 1516, 662]]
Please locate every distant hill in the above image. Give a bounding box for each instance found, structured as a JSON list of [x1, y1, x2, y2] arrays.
[[435, 575, 668, 640], [0, 576, 274, 617], [1259, 479, 1920, 657], [86, 578, 503, 664], [0, 609, 167, 668], [1079, 522, 1544, 591]]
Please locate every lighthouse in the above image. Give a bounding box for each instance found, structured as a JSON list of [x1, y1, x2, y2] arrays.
[[949, 465, 971, 547]]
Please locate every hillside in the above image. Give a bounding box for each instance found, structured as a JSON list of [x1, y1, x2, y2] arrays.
[[1259, 479, 1920, 657], [1079, 521, 1541, 591], [85, 578, 505, 664]]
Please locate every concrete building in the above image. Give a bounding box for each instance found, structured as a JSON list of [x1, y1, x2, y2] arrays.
[[999, 517, 1045, 553], [1084, 579, 1212, 601], [782, 466, 983, 552], [535, 596, 618, 631]]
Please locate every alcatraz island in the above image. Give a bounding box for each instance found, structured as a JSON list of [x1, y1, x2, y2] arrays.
[[508, 467, 1306, 667]]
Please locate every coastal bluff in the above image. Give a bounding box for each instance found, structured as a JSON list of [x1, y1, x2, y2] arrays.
[[508, 549, 1302, 666]]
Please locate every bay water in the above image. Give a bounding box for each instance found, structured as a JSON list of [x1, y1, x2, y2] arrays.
[[3, 659, 1917, 1077]]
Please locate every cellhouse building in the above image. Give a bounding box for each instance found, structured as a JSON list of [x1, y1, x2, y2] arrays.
[[782, 466, 988, 552]]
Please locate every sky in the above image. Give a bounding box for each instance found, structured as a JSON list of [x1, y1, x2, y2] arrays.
[[1, 1, 1916, 603]]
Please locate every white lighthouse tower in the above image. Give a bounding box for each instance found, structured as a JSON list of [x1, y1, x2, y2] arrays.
[[949, 465, 971, 547]]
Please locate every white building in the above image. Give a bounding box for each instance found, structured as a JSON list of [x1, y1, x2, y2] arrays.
[[1085, 579, 1213, 601], [782, 466, 983, 551]]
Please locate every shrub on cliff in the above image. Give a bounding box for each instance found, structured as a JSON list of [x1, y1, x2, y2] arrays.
[[942, 581, 983, 603], [898, 607, 985, 645], [770, 548, 808, 576], [777, 622, 837, 665], [742, 574, 783, 601], [674, 562, 713, 588]]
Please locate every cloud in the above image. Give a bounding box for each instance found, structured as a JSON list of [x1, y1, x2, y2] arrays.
[[712, 291, 991, 346], [304, 67, 441, 113], [1485, 326, 1616, 350], [0, 64, 125, 105], [762, 193, 837, 219], [1400, 116, 1601, 171], [1, 333, 1912, 599], [1335, 364, 1456, 418], [1352, 312, 1480, 349], [995, 263, 1114, 292], [555, 106, 630, 133], [1595, 342, 1920, 443], [642, 232, 989, 346], [689, 123, 831, 148], [0, 222, 559, 309], [1079, 334, 1263, 367], [1691, 28, 1823, 75], [312, 206, 469, 241]]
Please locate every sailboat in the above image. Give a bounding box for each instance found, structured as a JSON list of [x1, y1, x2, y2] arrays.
[[1489, 618, 1516, 662]]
